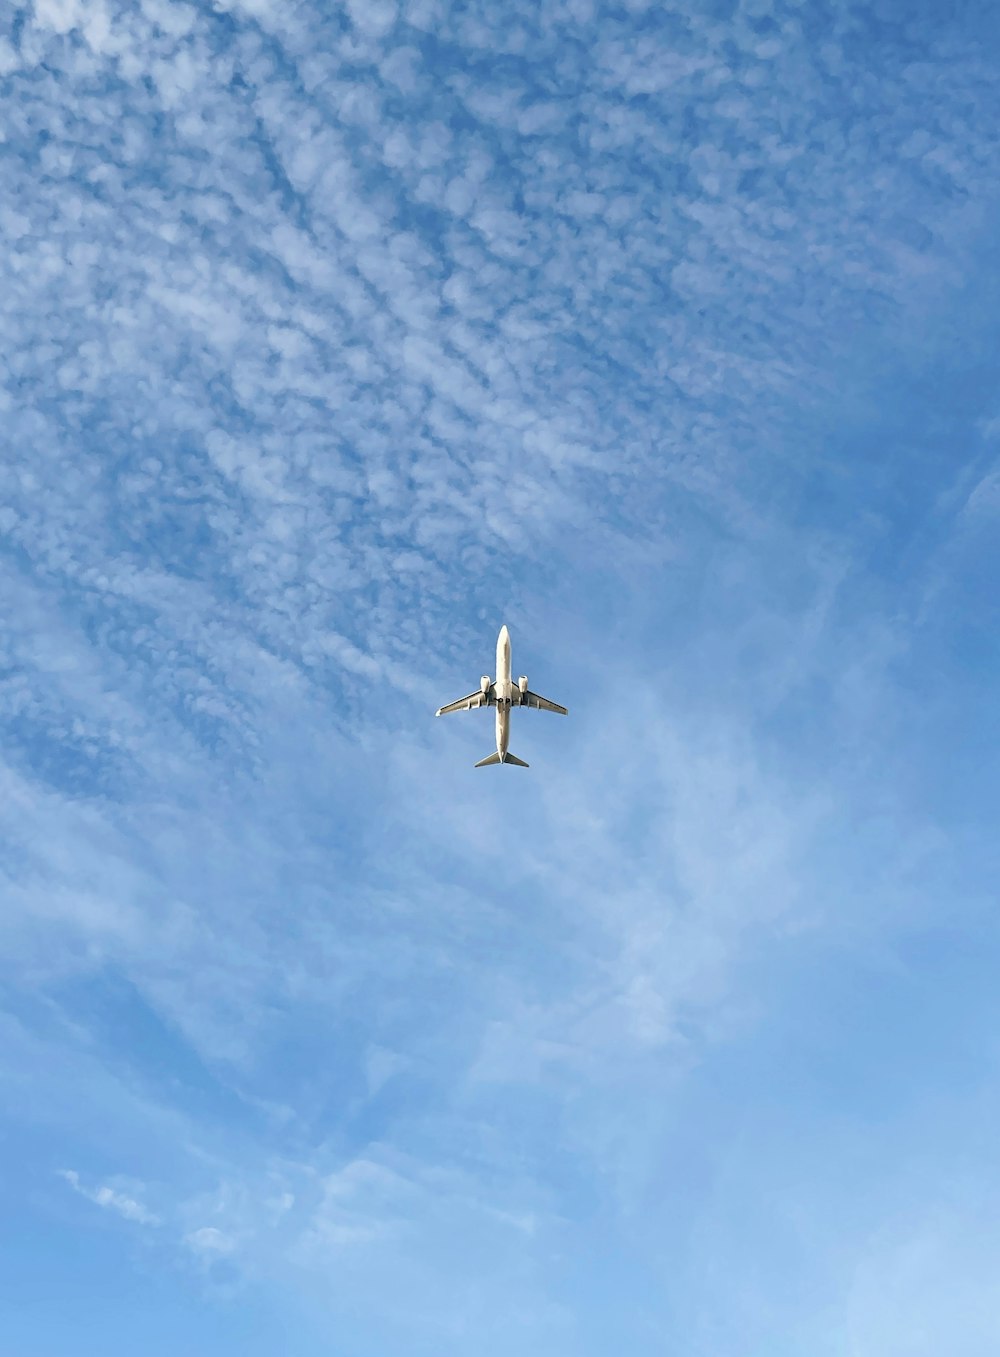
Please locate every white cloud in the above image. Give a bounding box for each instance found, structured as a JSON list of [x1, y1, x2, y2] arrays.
[[32, 0, 83, 36], [963, 467, 1000, 516], [185, 1226, 236, 1256], [847, 1196, 1000, 1356], [345, 0, 398, 40], [58, 1169, 159, 1226], [0, 38, 19, 76]]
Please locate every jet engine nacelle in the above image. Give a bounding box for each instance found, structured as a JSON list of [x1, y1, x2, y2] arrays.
[[480, 676, 491, 695], [518, 675, 528, 694]]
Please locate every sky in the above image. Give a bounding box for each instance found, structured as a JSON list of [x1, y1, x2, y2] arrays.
[[2, 0, 1000, 1353]]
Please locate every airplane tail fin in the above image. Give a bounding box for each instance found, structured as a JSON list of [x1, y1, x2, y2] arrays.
[[474, 752, 530, 768]]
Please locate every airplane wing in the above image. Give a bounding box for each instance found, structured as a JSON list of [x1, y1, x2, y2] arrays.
[[435, 690, 490, 716], [518, 689, 568, 715]]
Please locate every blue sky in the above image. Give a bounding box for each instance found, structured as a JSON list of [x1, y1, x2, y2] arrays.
[[2, 0, 1000, 1352]]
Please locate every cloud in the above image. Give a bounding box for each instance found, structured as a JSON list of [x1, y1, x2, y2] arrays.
[[847, 1197, 1000, 1357], [960, 459, 1000, 517], [185, 1225, 236, 1256], [345, 0, 399, 40], [58, 1169, 159, 1226]]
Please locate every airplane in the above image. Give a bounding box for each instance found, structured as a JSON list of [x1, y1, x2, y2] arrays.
[[435, 624, 567, 767]]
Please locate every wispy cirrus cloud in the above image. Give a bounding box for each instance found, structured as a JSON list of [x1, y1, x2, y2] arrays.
[[58, 1168, 159, 1226]]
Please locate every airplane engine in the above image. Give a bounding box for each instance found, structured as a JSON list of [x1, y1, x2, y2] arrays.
[[480, 675, 491, 694], [518, 675, 528, 694]]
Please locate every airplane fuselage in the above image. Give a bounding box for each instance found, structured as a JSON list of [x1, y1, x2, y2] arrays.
[[493, 624, 513, 760]]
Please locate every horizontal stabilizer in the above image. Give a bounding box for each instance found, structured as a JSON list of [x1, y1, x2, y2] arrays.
[[474, 751, 530, 768]]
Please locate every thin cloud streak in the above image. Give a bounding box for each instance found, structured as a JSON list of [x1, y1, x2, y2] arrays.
[[58, 1169, 159, 1226]]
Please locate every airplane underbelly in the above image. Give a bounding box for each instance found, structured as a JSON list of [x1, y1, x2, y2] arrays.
[[496, 707, 509, 755], [496, 631, 512, 685]]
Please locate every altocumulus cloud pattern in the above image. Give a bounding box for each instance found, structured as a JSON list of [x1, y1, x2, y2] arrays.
[[3, 1, 1000, 1355]]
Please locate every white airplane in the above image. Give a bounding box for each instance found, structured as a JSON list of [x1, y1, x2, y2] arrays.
[[435, 624, 567, 767]]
